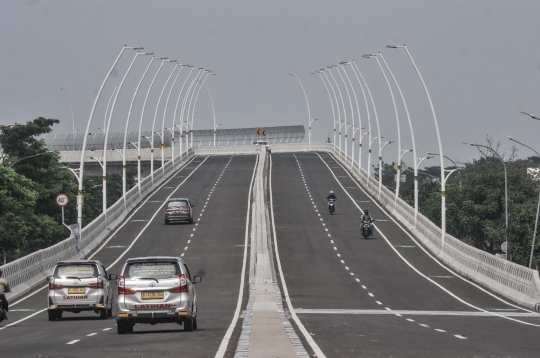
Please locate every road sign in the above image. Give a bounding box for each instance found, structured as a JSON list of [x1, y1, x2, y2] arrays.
[[262, 130, 267, 136], [256, 129, 267, 136], [501, 241, 508, 253], [55, 193, 69, 207], [158, 143, 167, 149], [256, 129, 261, 135]]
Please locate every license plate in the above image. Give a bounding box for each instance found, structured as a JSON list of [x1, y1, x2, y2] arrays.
[[141, 291, 164, 300], [68, 287, 86, 294]]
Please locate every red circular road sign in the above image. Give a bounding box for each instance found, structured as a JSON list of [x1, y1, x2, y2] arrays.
[[55, 193, 69, 207]]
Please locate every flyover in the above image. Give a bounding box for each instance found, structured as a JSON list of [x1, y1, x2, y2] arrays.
[[1, 143, 540, 357]]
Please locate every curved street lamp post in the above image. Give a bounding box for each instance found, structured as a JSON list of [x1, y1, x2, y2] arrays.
[[289, 74, 313, 149], [503, 133, 540, 268], [387, 44, 447, 251], [77, 45, 142, 228]]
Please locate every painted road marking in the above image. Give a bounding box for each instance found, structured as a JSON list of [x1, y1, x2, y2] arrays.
[[130, 219, 148, 222], [103, 328, 112, 331], [368, 293, 374, 297], [419, 324, 429, 327], [355, 278, 360, 282], [435, 329, 446, 332], [376, 301, 383, 305], [426, 275, 456, 279], [454, 335, 467, 340], [407, 319, 415, 322], [105, 245, 128, 249], [394, 245, 417, 248], [67, 340, 80, 345], [150, 200, 163, 203], [293, 309, 539, 317], [9, 308, 40, 312], [87, 333, 98, 336]]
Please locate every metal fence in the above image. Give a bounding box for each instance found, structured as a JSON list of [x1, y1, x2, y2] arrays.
[[4, 141, 539, 310], [42, 125, 305, 151], [271, 142, 540, 310]]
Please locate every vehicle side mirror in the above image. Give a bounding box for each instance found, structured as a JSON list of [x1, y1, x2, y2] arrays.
[[191, 204, 195, 208], [193, 276, 202, 284], [108, 274, 118, 280]]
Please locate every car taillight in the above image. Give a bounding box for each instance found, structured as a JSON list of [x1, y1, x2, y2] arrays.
[[166, 206, 174, 212], [182, 205, 190, 212], [118, 276, 136, 295], [48, 277, 63, 290], [89, 282, 104, 289], [169, 274, 188, 293]]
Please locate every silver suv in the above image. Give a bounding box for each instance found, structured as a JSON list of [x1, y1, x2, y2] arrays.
[[116, 256, 202, 334], [164, 198, 194, 224], [47, 260, 116, 321]]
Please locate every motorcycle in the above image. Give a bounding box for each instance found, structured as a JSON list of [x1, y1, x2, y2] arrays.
[[328, 198, 336, 215], [360, 219, 375, 239]]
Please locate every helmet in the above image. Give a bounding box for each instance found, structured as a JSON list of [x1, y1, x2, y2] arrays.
[[330, 191, 334, 194], [364, 209, 369, 214]]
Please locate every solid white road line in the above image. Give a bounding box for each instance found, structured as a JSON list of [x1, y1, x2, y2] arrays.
[[215, 155, 258, 358], [318, 153, 540, 327], [9, 156, 200, 308], [271, 154, 326, 357], [0, 308, 47, 331], [293, 308, 539, 317]]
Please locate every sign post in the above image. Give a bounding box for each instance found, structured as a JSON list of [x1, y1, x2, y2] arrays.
[[55, 193, 83, 256], [55, 193, 70, 229]]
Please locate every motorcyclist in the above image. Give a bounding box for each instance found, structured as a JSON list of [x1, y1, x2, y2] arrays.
[[326, 191, 337, 210], [360, 209, 374, 236], [0, 268, 11, 320]]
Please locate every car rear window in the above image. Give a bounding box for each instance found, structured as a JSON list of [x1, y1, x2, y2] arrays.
[[124, 261, 181, 279], [54, 264, 98, 278], [168, 200, 188, 207]]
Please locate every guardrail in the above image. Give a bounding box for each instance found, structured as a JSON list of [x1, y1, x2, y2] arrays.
[[4, 142, 539, 310], [271, 142, 540, 310], [2, 149, 194, 302]]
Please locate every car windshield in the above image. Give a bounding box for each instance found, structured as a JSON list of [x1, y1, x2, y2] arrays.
[[168, 200, 188, 207], [124, 261, 181, 279], [54, 264, 97, 279]]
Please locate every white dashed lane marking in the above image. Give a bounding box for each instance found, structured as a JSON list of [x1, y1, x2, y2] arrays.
[[66, 340, 80, 345], [86, 333, 98, 336]]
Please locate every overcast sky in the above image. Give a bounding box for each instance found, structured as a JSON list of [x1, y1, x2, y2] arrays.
[[1, 0, 540, 167]]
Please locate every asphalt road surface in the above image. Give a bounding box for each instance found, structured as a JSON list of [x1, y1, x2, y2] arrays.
[[270, 152, 540, 358], [3, 151, 540, 358], [0, 155, 256, 358]]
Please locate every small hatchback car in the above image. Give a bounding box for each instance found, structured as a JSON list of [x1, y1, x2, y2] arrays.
[[164, 197, 194, 224], [116, 256, 201, 334], [47, 260, 117, 321]]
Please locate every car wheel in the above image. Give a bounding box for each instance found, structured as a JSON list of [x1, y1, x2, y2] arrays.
[[189, 218, 193, 224], [117, 322, 127, 335], [48, 310, 57, 321], [193, 316, 198, 330], [184, 317, 194, 332], [127, 325, 133, 333], [165, 220, 169, 225], [100, 308, 107, 319]]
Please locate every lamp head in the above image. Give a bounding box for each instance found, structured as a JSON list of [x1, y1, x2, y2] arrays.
[[363, 54, 377, 58], [461, 142, 475, 146]]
